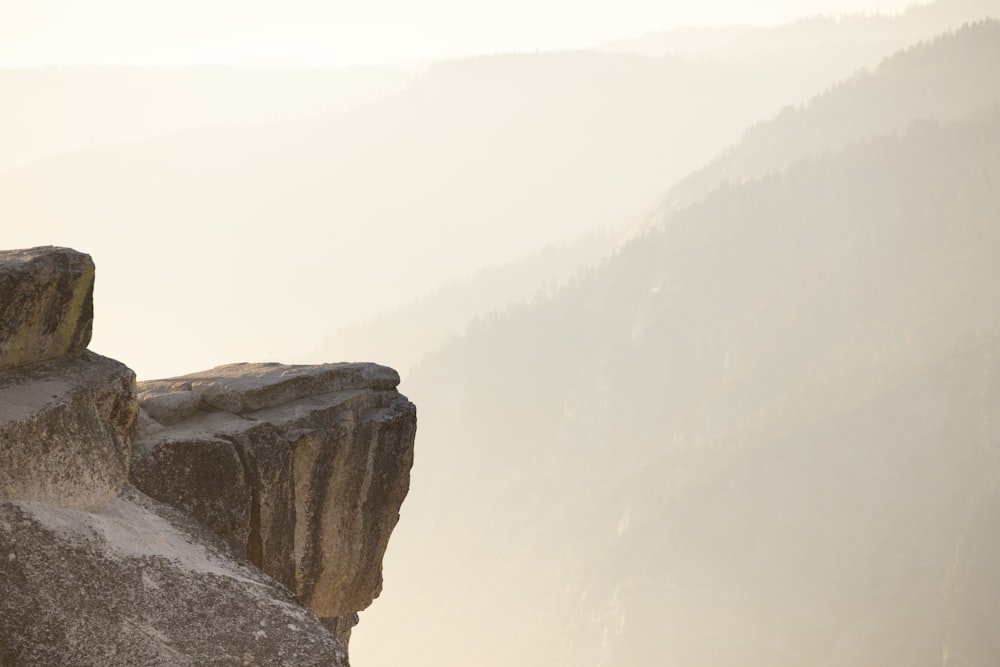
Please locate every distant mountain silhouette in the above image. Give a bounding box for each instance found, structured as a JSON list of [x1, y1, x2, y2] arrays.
[[370, 103, 1000, 667], [0, 49, 865, 378], [317, 20, 1000, 403], [308, 231, 613, 374], [0, 65, 411, 174], [352, 27, 1000, 667], [658, 19, 1000, 217], [599, 0, 998, 63], [599, 0, 1000, 133], [306, 20, 1000, 381]]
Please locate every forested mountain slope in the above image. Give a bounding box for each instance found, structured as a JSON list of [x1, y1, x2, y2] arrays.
[[659, 19, 1000, 215], [356, 104, 1000, 666], [599, 0, 998, 65], [599, 0, 1000, 125], [323, 19, 1000, 382], [310, 231, 612, 374]]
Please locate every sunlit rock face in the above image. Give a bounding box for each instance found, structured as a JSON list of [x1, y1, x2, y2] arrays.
[[131, 362, 418, 637], [0, 246, 415, 666]]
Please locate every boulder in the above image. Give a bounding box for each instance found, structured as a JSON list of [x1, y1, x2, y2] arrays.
[[0, 487, 346, 666], [137, 389, 202, 426], [130, 362, 417, 626], [0, 351, 136, 508], [0, 247, 94, 371]]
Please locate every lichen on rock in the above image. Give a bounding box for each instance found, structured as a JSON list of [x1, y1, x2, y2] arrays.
[[0, 246, 95, 371]]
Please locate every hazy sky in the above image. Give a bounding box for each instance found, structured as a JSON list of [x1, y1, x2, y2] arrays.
[[2, 0, 918, 68]]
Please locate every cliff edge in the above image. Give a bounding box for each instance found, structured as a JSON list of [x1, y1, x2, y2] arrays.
[[0, 246, 417, 666]]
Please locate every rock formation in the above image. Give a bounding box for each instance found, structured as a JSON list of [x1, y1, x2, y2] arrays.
[[0, 247, 94, 372], [131, 362, 417, 639], [0, 247, 417, 666]]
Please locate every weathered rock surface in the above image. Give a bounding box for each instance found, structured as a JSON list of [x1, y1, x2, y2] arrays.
[[0, 351, 136, 508], [0, 487, 346, 666], [0, 351, 349, 665], [1, 245, 417, 666], [137, 389, 202, 426], [131, 362, 417, 627], [0, 246, 94, 371], [139, 362, 401, 413]]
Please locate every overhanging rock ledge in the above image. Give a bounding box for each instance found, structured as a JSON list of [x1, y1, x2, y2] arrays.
[[131, 361, 418, 641]]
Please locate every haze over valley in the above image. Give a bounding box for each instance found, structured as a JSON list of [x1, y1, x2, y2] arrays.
[[3, 0, 1000, 665]]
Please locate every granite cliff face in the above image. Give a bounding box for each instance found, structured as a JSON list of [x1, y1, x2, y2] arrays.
[[0, 246, 417, 665], [131, 362, 417, 642]]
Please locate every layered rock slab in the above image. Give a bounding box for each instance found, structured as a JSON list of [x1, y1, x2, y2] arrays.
[[0, 246, 94, 371], [0, 487, 346, 666], [131, 362, 417, 627]]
